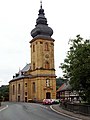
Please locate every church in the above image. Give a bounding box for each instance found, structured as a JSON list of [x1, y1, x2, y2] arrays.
[[9, 2, 56, 102]]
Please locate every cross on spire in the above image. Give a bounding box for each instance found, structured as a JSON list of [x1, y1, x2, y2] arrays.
[[40, 0, 42, 9]]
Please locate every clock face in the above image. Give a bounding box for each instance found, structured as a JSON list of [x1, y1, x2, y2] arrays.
[[45, 54, 49, 58]]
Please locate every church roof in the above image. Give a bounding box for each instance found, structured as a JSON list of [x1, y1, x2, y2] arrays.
[[21, 63, 31, 72], [9, 63, 32, 82], [30, 1, 53, 40], [57, 82, 72, 92]]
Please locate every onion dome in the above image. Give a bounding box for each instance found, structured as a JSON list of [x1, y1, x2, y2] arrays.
[[31, 2, 53, 39]]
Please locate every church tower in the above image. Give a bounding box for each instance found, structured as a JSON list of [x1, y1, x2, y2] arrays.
[[30, 2, 56, 100], [9, 1, 56, 102]]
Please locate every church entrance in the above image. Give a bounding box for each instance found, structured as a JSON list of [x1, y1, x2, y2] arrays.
[[46, 92, 51, 99]]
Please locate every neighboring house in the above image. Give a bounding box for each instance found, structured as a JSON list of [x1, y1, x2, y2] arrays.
[[57, 82, 79, 101], [9, 3, 56, 102]]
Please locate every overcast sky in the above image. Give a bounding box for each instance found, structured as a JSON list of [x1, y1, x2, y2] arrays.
[[0, 0, 90, 86]]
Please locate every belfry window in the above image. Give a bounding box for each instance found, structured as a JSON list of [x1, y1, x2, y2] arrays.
[[45, 42, 49, 51], [33, 44, 35, 52], [25, 83, 27, 87], [45, 61, 49, 69]]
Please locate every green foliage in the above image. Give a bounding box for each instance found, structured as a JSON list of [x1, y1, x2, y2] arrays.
[[61, 35, 90, 103], [0, 85, 9, 101]]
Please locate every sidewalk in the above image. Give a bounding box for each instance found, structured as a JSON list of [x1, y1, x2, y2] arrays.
[[0, 102, 8, 112], [0, 105, 6, 111], [51, 104, 90, 120]]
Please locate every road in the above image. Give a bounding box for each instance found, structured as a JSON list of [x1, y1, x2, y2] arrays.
[[0, 102, 76, 120]]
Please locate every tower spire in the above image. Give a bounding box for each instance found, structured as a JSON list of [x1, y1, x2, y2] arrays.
[[31, 1, 53, 39]]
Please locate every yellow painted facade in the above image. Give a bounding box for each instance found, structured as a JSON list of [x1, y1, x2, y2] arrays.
[[9, 3, 56, 102]]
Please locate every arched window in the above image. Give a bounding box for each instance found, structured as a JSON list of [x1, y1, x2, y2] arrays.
[[25, 83, 27, 87], [18, 84, 20, 94], [12, 85, 15, 95], [33, 44, 35, 52], [45, 61, 49, 69], [45, 42, 49, 51], [33, 82, 36, 93]]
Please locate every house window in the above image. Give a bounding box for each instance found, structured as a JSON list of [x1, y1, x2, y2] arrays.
[[12, 85, 15, 95], [45, 42, 49, 51], [33, 82, 36, 93], [45, 61, 49, 69], [46, 79, 50, 87], [18, 84, 20, 94]]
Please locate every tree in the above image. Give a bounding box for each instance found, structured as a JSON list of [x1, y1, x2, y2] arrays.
[[0, 85, 9, 101], [61, 35, 90, 103]]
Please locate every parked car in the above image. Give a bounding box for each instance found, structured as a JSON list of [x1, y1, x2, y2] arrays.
[[51, 99, 60, 104], [43, 99, 52, 105]]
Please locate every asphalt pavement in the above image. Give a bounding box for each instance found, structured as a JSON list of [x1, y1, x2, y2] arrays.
[[0, 102, 90, 120], [0, 102, 75, 120]]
